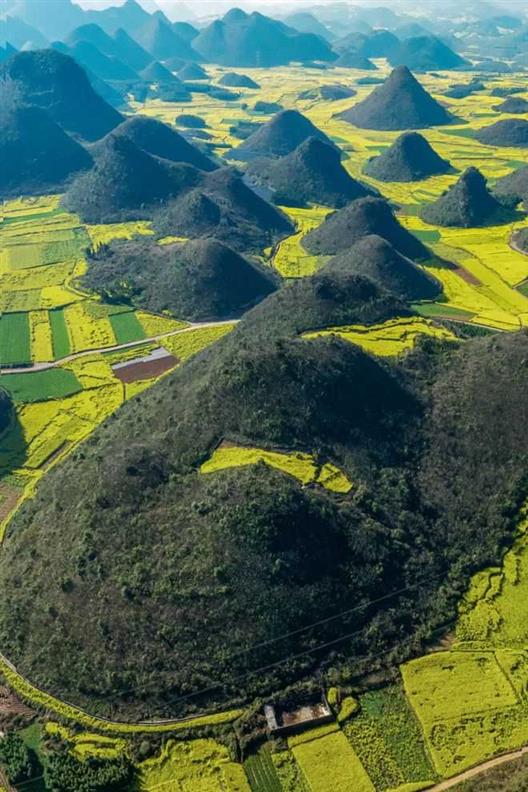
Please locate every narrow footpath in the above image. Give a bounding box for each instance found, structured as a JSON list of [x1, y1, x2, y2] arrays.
[[428, 745, 528, 790]]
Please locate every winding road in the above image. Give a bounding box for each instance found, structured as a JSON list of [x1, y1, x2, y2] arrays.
[[0, 319, 238, 376], [428, 745, 528, 790]]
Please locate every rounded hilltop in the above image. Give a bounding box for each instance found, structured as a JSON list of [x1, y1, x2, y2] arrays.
[[246, 136, 376, 208], [339, 65, 455, 131], [363, 132, 453, 182]]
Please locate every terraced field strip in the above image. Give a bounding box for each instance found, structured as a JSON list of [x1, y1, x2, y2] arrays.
[[401, 649, 528, 778], [400, 216, 528, 330], [304, 317, 456, 357], [200, 443, 353, 493]]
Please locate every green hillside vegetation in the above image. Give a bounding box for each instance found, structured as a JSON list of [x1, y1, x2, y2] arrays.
[[334, 51, 376, 69], [0, 388, 13, 435], [192, 8, 336, 66], [421, 167, 511, 227], [303, 196, 429, 258], [0, 49, 122, 141], [253, 100, 283, 113], [335, 29, 399, 59], [493, 165, 528, 208], [63, 133, 202, 222], [175, 114, 207, 129], [5, 238, 528, 721], [112, 27, 153, 71], [0, 102, 93, 197], [513, 227, 528, 253], [363, 131, 452, 182], [65, 23, 150, 72], [490, 86, 523, 97], [339, 65, 454, 131], [492, 96, 528, 114], [323, 235, 442, 301], [231, 109, 334, 161], [476, 118, 528, 147], [109, 115, 217, 172], [178, 62, 209, 81], [139, 59, 181, 85], [246, 137, 376, 208], [389, 35, 468, 71], [65, 40, 138, 83], [299, 84, 356, 101], [284, 11, 335, 40], [152, 167, 294, 253], [84, 237, 277, 321], [134, 16, 198, 61], [219, 71, 260, 88]]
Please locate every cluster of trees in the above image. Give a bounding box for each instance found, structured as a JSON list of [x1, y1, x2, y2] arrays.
[[0, 733, 35, 784], [44, 753, 132, 791], [0, 731, 132, 792]]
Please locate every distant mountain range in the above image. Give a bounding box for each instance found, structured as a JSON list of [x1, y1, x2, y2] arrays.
[[2, 0, 525, 73]]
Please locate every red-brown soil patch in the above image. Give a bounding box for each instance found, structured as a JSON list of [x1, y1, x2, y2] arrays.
[[113, 353, 178, 383], [453, 266, 481, 285]]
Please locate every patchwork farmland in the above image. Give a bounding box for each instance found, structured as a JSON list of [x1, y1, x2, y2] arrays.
[[2, 24, 528, 792]]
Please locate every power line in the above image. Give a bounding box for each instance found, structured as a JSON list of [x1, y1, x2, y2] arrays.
[[146, 614, 457, 711], [110, 574, 437, 701]]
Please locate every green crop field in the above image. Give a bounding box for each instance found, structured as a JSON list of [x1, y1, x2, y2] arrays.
[[1, 369, 82, 403], [0, 312, 31, 366], [108, 310, 146, 345], [244, 744, 282, 792], [49, 308, 71, 359], [345, 686, 436, 791]]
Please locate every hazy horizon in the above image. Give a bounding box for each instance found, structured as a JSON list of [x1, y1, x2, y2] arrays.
[[73, 0, 528, 18]]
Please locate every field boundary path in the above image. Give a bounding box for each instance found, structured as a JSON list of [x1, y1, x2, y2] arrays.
[[0, 650, 241, 734], [0, 320, 238, 375], [428, 745, 528, 790]]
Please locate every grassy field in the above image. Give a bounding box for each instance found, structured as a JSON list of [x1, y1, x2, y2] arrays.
[[137, 64, 528, 334], [399, 509, 528, 779], [0, 198, 236, 556]]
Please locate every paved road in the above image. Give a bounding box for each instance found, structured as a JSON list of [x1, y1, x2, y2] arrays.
[[0, 320, 238, 376]]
